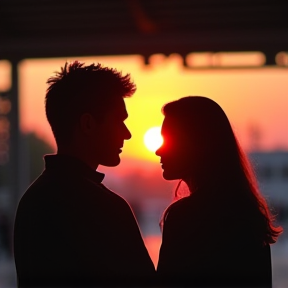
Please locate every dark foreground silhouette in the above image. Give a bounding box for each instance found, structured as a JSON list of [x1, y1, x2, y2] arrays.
[[156, 96, 282, 288], [14, 154, 155, 287], [13, 62, 155, 287]]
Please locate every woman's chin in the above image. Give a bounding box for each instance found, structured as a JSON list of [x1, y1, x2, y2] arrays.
[[162, 170, 178, 181]]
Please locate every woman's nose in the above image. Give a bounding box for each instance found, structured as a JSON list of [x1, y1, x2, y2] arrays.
[[155, 146, 162, 156]]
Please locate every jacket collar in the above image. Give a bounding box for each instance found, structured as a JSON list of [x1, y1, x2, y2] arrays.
[[44, 154, 105, 183]]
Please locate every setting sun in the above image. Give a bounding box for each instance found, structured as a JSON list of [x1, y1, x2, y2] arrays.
[[144, 127, 163, 152]]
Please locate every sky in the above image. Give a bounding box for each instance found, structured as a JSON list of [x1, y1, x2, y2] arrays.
[[1, 54, 287, 200], [16, 54, 288, 160], [1, 54, 287, 268]]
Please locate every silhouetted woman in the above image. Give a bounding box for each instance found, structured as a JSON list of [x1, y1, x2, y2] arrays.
[[155, 96, 282, 288]]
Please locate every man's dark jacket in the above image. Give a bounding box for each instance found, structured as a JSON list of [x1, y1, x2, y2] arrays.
[[14, 154, 155, 287]]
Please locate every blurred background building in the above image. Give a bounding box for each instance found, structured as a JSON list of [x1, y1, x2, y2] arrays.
[[0, 0, 288, 287]]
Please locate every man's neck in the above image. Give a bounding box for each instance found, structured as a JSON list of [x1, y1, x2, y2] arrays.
[[57, 147, 99, 171]]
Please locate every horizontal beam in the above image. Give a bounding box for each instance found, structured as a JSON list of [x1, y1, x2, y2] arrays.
[[1, 31, 288, 62]]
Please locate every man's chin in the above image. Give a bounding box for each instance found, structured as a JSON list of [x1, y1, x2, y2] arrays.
[[100, 156, 121, 167]]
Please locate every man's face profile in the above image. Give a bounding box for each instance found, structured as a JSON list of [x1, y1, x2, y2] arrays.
[[86, 98, 131, 167]]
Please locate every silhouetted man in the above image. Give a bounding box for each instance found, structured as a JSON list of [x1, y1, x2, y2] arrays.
[[14, 61, 155, 287]]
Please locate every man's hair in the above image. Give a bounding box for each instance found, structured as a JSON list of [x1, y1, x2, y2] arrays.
[[45, 61, 136, 146]]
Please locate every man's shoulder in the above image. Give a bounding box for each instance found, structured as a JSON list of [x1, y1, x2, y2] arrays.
[[99, 184, 133, 211], [19, 170, 133, 214], [25, 169, 99, 195], [19, 172, 47, 202]]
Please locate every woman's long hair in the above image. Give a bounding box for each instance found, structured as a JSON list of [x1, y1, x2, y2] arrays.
[[160, 96, 282, 245]]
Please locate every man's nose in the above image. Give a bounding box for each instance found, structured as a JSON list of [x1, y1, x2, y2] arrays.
[[123, 123, 132, 140]]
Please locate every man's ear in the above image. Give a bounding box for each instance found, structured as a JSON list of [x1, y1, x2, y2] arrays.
[[79, 113, 95, 135]]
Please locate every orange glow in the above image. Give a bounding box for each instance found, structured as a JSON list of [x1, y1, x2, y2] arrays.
[[144, 127, 163, 152], [186, 52, 266, 68], [17, 54, 288, 164], [276, 52, 288, 66], [0, 60, 11, 91], [144, 235, 162, 268]]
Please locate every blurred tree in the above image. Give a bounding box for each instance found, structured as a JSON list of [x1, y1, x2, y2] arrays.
[[25, 132, 55, 183], [0, 165, 9, 187], [0, 132, 54, 257], [0, 132, 54, 187]]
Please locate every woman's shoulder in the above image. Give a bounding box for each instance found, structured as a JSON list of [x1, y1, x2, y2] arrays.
[[167, 196, 191, 211], [164, 196, 198, 222]]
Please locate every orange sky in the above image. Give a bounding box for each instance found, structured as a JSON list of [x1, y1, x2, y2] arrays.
[[2, 56, 286, 269], [16, 54, 288, 165]]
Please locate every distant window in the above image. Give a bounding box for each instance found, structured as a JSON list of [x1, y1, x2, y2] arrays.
[[281, 165, 288, 179], [271, 203, 288, 223], [257, 165, 273, 180]]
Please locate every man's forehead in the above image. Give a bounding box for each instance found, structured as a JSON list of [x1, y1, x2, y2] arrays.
[[112, 98, 128, 119]]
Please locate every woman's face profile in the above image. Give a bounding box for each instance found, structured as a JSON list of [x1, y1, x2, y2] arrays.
[[156, 116, 192, 180]]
